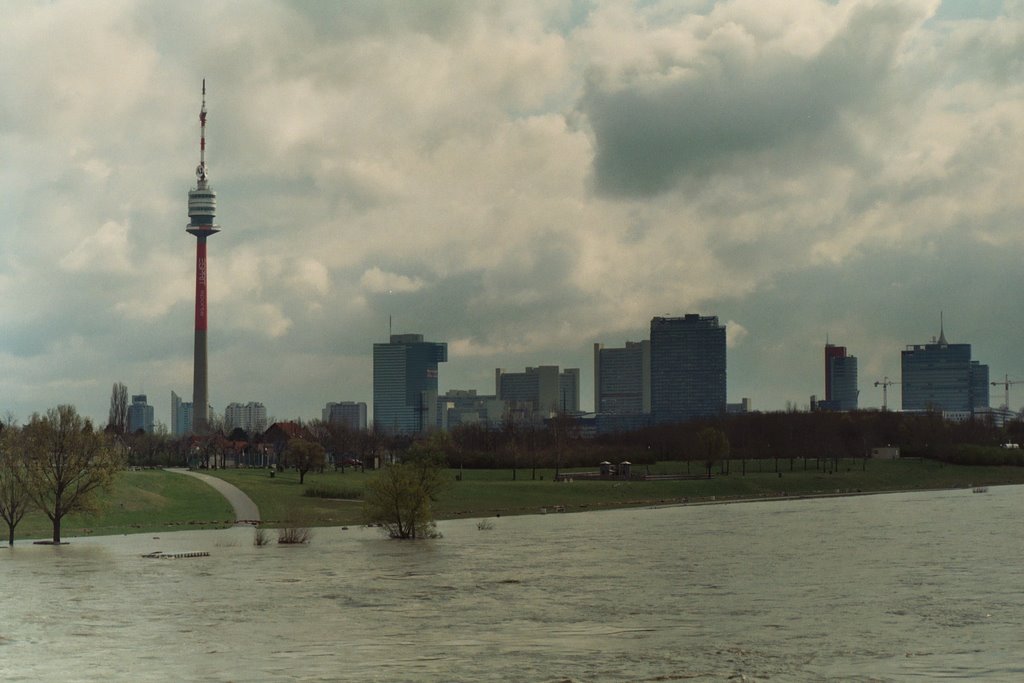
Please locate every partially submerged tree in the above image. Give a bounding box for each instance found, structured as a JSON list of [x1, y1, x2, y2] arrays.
[[0, 427, 31, 546], [20, 405, 124, 544], [277, 522, 312, 545], [364, 440, 448, 539]]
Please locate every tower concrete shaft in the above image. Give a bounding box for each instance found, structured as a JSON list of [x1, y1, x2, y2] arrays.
[[186, 79, 219, 434]]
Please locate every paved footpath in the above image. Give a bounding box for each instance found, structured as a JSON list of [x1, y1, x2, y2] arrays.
[[168, 468, 261, 524]]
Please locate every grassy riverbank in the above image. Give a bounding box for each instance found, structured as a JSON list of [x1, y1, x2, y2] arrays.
[[208, 456, 1024, 523], [11, 458, 1024, 542], [434, 457, 1024, 517], [15, 469, 235, 540]]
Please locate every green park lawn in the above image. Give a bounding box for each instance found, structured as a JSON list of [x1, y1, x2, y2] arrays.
[[209, 467, 369, 526], [10, 458, 1024, 543], [434, 457, 1024, 517], [211, 456, 1024, 524], [15, 469, 235, 542]]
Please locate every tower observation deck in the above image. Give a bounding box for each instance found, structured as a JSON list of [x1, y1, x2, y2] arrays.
[[186, 79, 220, 434]]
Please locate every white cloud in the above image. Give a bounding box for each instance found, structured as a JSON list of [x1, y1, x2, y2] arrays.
[[726, 320, 749, 349], [59, 220, 133, 273], [359, 267, 426, 294]]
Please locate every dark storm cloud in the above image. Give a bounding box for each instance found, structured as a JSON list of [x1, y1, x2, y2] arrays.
[[583, 1, 930, 197]]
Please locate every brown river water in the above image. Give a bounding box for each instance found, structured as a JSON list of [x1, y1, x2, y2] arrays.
[[2, 486, 1022, 682]]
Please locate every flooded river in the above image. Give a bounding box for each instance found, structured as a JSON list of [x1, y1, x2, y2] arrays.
[[2, 486, 1023, 681]]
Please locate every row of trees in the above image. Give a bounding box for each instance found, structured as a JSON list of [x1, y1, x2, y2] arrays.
[[433, 409, 1024, 472], [0, 406, 123, 545]]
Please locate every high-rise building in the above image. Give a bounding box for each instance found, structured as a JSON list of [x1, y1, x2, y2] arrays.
[[823, 343, 858, 411], [594, 341, 651, 415], [127, 394, 155, 434], [901, 323, 989, 413], [560, 368, 581, 414], [373, 333, 448, 435], [323, 401, 368, 431], [224, 401, 268, 435], [435, 390, 505, 430], [171, 391, 192, 436], [495, 365, 580, 419], [650, 314, 726, 422], [185, 80, 219, 435]]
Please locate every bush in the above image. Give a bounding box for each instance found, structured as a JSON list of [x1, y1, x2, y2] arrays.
[[303, 485, 362, 500], [253, 526, 270, 546], [364, 443, 447, 539], [278, 525, 312, 544]]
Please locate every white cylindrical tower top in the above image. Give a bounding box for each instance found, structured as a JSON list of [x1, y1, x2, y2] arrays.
[[188, 79, 219, 234]]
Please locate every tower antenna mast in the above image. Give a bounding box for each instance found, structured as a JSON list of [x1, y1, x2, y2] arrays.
[[199, 79, 207, 177]]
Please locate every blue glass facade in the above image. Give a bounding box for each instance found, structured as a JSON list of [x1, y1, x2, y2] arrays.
[[127, 394, 155, 434], [373, 334, 448, 434], [901, 336, 989, 413], [650, 314, 726, 422], [827, 351, 859, 411]]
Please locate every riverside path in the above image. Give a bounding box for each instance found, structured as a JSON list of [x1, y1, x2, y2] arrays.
[[169, 469, 261, 524]]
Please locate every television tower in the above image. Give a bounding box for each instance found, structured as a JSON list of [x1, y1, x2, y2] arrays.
[[186, 79, 219, 434]]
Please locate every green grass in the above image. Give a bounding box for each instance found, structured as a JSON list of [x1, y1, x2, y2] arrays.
[[15, 469, 235, 542], [12, 458, 1024, 542], [210, 457, 1024, 525], [208, 468, 370, 526]]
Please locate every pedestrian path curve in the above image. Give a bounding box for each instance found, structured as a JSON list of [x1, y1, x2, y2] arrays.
[[168, 468, 261, 524]]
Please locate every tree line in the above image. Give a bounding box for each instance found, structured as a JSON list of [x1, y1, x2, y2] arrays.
[[433, 409, 1024, 472]]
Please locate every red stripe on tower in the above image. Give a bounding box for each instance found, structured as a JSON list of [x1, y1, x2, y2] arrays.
[[195, 242, 208, 331]]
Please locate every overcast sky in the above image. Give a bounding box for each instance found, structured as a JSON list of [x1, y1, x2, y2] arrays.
[[2, 0, 1023, 427]]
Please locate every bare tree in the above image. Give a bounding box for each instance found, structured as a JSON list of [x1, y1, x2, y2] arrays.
[[548, 410, 578, 479], [283, 439, 326, 484], [0, 425, 31, 546], [698, 426, 730, 478], [107, 382, 128, 434], [125, 428, 175, 468], [20, 405, 124, 544], [357, 427, 385, 470]]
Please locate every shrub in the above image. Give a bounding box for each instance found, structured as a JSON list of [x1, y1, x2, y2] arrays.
[[303, 486, 363, 500], [253, 526, 270, 546], [363, 445, 448, 539], [278, 525, 312, 544]]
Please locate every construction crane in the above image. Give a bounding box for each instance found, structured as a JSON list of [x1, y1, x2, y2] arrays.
[[990, 374, 1024, 409], [874, 376, 899, 411]]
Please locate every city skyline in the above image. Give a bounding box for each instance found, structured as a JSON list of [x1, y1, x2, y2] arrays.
[[2, 1, 1023, 426]]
